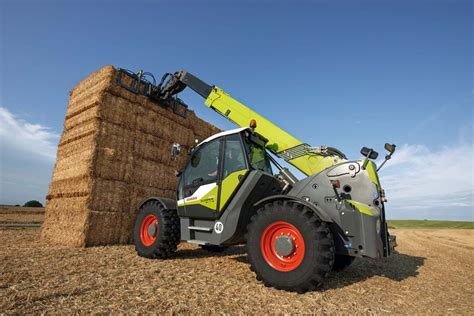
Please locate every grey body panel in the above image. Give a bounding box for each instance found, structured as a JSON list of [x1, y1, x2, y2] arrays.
[[179, 170, 282, 245], [287, 160, 387, 258]]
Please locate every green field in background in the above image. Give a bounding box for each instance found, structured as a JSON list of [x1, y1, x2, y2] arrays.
[[388, 220, 473, 229]]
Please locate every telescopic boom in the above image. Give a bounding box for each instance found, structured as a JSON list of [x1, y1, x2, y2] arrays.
[[125, 69, 347, 175]]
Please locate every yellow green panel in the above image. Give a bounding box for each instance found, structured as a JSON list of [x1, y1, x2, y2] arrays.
[[205, 87, 342, 176], [365, 161, 380, 186], [289, 155, 342, 176], [185, 185, 218, 210], [347, 200, 379, 217], [219, 169, 248, 209]]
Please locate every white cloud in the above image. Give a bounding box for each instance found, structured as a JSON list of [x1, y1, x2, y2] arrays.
[[0, 107, 59, 161], [379, 143, 474, 220], [0, 107, 59, 205]]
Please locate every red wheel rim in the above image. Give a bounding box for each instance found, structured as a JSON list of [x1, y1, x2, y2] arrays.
[[260, 221, 305, 272], [140, 214, 158, 246]]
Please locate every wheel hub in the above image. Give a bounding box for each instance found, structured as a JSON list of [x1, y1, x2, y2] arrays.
[[275, 235, 295, 257], [260, 221, 306, 272], [140, 214, 158, 246], [147, 223, 157, 237]]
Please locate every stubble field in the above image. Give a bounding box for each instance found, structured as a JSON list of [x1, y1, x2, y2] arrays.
[[0, 210, 472, 314]]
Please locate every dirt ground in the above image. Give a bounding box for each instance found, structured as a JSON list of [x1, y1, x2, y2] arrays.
[[1, 228, 472, 314]]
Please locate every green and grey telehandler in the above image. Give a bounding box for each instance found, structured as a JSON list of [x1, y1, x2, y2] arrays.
[[123, 69, 397, 292]]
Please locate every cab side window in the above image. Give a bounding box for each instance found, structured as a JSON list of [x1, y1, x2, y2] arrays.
[[244, 139, 273, 174], [223, 134, 247, 177], [183, 139, 220, 189]]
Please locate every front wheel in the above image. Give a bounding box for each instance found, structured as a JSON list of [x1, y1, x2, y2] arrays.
[[133, 200, 180, 259], [246, 201, 335, 292]]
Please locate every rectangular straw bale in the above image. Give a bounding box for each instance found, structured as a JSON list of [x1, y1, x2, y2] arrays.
[[61, 118, 100, 142], [68, 65, 115, 103], [91, 121, 135, 182], [68, 78, 112, 108], [56, 133, 97, 161], [136, 109, 175, 140], [51, 148, 94, 181], [85, 211, 133, 246], [131, 158, 174, 189], [66, 81, 114, 120], [95, 121, 135, 150], [88, 178, 131, 213], [41, 196, 90, 247], [133, 132, 170, 163], [57, 132, 97, 157], [69, 65, 114, 96], [64, 94, 102, 127], [187, 112, 221, 142], [109, 83, 192, 130], [47, 175, 92, 197], [42, 65, 221, 247], [98, 93, 139, 129], [93, 148, 133, 182], [64, 106, 101, 131]]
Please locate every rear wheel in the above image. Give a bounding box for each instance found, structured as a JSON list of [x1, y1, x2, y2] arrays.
[[133, 200, 180, 259], [247, 201, 335, 292]]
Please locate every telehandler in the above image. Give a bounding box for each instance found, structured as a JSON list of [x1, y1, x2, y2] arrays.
[[121, 69, 397, 292]]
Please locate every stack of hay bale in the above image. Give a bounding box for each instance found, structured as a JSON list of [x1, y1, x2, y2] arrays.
[[41, 65, 221, 247]]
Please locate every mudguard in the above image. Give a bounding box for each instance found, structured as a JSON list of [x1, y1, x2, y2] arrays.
[[253, 195, 333, 222], [138, 197, 177, 210]]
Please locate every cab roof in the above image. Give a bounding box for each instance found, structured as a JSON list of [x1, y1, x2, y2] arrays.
[[196, 127, 249, 148]]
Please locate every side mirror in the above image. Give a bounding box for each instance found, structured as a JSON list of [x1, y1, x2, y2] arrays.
[[377, 143, 397, 172], [360, 147, 379, 160], [171, 143, 181, 161], [384, 143, 396, 154]]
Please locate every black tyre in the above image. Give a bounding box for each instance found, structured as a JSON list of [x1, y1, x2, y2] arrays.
[[133, 200, 180, 259], [332, 254, 355, 272], [200, 245, 228, 252], [247, 201, 335, 292]]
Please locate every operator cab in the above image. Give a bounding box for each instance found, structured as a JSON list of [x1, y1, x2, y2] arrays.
[[176, 128, 273, 219]]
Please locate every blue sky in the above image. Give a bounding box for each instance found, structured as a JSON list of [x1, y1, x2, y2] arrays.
[[0, 0, 472, 220]]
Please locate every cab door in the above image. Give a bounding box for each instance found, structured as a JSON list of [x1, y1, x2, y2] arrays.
[[218, 133, 249, 212], [177, 132, 250, 219], [178, 138, 222, 219]]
